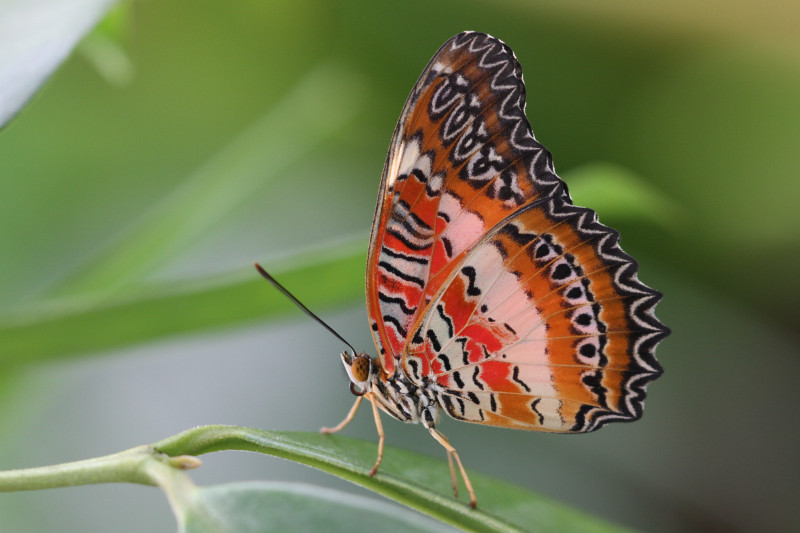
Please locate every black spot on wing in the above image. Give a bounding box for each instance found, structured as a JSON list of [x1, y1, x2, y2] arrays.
[[406, 210, 433, 233], [592, 303, 606, 332], [426, 329, 442, 352], [378, 260, 425, 287], [566, 286, 583, 300], [383, 314, 408, 338], [410, 167, 429, 184], [436, 304, 454, 338], [551, 262, 572, 281], [456, 337, 469, 365], [512, 365, 531, 392], [489, 168, 525, 205], [570, 405, 591, 432], [581, 371, 608, 408], [461, 266, 481, 296], [499, 222, 537, 246], [455, 396, 465, 416], [442, 395, 465, 420], [381, 246, 429, 265], [530, 398, 544, 425], [378, 292, 416, 315], [481, 344, 492, 360], [385, 226, 432, 251], [407, 358, 420, 379], [441, 236, 453, 258], [472, 366, 484, 390]]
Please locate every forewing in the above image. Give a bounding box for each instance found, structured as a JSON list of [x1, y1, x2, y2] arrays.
[[403, 195, 669, 433], [366, 32, 565, 374]]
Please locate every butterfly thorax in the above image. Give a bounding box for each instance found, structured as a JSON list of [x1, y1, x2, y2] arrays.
[[372, 364, 440, 428], [342, 351, 440, 428]]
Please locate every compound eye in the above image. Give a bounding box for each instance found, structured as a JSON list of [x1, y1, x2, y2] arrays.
[[349, 382, 367, 397], [350, 355, 371, 382]]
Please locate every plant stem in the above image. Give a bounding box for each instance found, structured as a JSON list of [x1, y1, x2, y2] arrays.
[[0, 445, 170, 492]]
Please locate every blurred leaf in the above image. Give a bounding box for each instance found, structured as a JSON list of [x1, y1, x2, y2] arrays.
[[0, 0, 117, 128], [90, 0, 130, 42], [0, 242, 365, 367], [156, 426, 628, 533], [181, 482, 455, 533], [49, 62, 367, 300], [564, 163, 685, 231], [510, 0, 800, 49], [77, 2, 134, 86]]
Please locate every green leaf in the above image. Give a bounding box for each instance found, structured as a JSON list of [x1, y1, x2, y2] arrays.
[[0, 425, 630, 531], [0, 244, 365, 366], [155, 426, 629, 533], [0, 0, 118, 128], [76, 3, 135, 87], [181, 482, 455, 533], [0, 57, 369, 369], [48, 63, 366, 299], [564, 163, 685, 231]]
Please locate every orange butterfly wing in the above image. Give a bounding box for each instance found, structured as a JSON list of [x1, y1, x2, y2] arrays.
[[366, 32, 667, 431], [366, 32, 565, 374], [405, 195, 666, 431]]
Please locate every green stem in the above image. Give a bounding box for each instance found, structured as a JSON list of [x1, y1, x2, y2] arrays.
[[0, 445, 197, 492]]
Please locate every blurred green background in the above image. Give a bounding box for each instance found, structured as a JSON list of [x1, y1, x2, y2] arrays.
[[1, 0, 799, 531]]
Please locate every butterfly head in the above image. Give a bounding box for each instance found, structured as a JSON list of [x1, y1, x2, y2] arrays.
[[341, 351, 373, 396]]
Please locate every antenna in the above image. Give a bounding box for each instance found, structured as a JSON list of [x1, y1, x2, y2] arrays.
[[254, 262, 358, 356]]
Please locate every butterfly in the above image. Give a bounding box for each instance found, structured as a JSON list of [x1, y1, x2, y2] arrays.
[[258, 31, 668, 508]]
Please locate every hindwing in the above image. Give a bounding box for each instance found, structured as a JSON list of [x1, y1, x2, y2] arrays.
[[404, 196, 667, 432]]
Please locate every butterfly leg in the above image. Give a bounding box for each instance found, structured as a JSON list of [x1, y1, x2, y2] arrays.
[[428, 428, 477, 508], [445, 448, 458, 498], [320, 395, 363, 434], [367, 393, 385, 477]]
